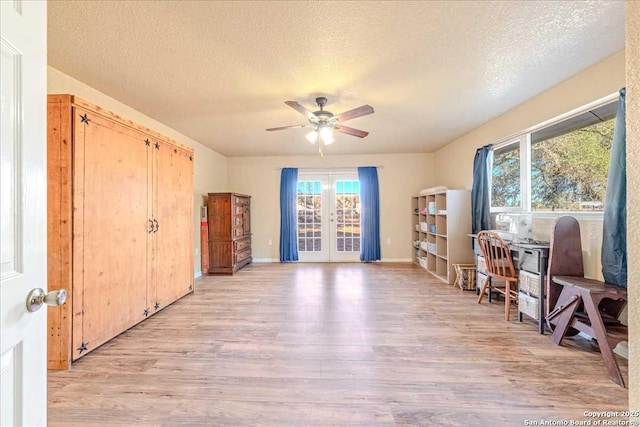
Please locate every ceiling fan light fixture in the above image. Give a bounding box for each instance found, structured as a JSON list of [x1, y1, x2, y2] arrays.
[[320, 126, 334, 145], [268, 97, 374, 155], [305, 130, 318, 144]]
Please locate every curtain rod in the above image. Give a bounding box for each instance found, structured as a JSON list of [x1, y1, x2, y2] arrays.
[[275, 166, 383, 171]]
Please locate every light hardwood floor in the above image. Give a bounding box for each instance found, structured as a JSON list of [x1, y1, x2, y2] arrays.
[[48, 263, 629, 426]]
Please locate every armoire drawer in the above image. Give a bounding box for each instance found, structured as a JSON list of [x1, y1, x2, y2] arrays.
[[235, 236, 251, 252], [236, 248, 251, 264]]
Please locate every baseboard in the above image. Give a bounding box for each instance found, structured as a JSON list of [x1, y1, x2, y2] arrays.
[[578, 332, 629, 360], [194, 270, 202, 279], [251, 258, 412, 263]]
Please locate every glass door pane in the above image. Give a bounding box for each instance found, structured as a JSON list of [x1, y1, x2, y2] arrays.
[[297, 177, 329, 261], [330, 176, 361, 261]]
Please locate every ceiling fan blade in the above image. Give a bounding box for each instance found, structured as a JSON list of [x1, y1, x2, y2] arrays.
[[334, 125, 369, 138], [284, 101, 318, 120], [266, 124, 309, 131], [334, 105, 374, 122]]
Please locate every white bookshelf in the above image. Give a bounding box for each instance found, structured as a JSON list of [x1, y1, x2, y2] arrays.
[[412, 190, 474, 284]]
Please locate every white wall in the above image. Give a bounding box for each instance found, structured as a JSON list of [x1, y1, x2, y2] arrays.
[[47, 66, 228, 277], [626, 0, 639, 412], [227, 153, 435, 261]]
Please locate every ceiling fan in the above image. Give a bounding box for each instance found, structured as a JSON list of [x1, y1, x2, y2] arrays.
[[266, 97, 374, 155]]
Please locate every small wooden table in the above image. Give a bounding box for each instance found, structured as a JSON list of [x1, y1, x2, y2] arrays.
[[547, 275, 628, 387]]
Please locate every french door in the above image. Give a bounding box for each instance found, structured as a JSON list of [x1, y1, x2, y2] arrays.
[[297, 174, 361, 262]]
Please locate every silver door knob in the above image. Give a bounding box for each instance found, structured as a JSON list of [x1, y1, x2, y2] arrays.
[[26, 288, 67, 313]]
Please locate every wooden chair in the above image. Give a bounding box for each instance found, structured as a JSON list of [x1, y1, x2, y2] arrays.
[[545, 216, 628, 387], [476, 231, 519, 321]]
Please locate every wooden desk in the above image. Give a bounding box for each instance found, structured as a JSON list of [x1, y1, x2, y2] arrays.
[[470, 235, 549, 334]]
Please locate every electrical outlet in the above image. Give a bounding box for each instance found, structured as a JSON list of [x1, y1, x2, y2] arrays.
[[268, 239, 273, 246], [386, 238, 391, 245]]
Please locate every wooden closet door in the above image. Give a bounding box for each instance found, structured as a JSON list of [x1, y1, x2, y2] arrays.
[[72, 108, 150, 360], [153, 141, 194, 310]]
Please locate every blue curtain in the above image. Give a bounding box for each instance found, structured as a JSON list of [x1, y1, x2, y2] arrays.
[[471, 144, 493, 234], [602, 88, 626, 287], [358, 167, 381, 262], [279, 168, 299, 262]]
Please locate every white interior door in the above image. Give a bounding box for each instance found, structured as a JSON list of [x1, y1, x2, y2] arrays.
[[296, 173, 361, 262], [1, 1, 48, 426]]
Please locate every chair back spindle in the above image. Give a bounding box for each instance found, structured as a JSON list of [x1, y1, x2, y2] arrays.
[[477, 231, 515, 281]]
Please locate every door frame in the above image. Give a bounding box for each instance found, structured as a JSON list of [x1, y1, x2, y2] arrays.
[[296, 171, 361, 262]]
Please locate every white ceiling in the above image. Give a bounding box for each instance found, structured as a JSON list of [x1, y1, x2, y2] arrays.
[[48, 1, 625, 157]]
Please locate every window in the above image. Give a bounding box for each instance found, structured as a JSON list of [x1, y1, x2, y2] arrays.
[[490, 98, 617, 214], [491, 141, 522, 210]]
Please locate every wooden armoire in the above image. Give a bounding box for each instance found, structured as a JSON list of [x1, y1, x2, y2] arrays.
[[47, 95, 194, 369], [207, 193, 252, 274]]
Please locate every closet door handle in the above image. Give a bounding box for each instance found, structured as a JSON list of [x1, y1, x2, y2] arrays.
[[148, 219, 154, 233], [26, 288, 67, 312], [153, 219, 159, 233]]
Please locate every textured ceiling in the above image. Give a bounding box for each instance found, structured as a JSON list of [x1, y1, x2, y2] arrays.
[[48, 1, 624, 157]]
